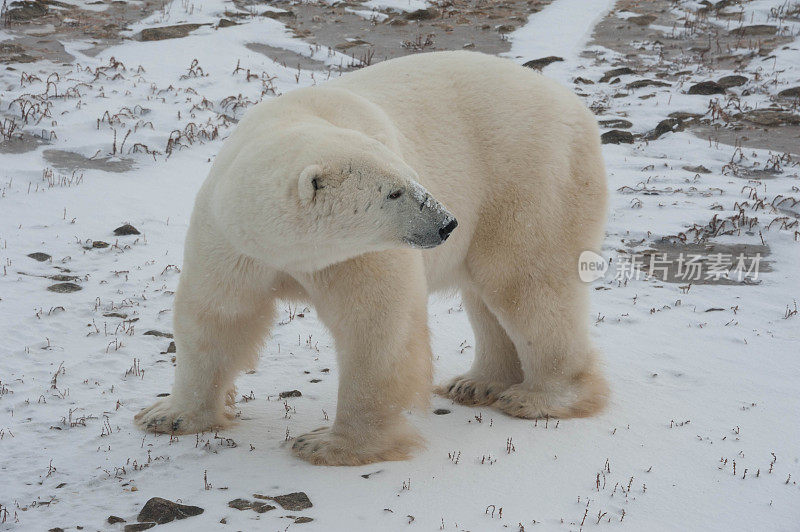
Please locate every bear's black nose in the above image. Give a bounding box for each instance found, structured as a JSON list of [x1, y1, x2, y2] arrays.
[[439, 218, 458, 241]]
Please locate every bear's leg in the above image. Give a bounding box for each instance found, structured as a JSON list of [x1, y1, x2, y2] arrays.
[[482, 278, 608, 420], [291, 251, 431, 465], [135, 238, 275, 435], [436, 290, 523, 405]]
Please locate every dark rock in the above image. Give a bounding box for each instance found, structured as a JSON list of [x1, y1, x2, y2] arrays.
[[139, 24, 205, 41], [645, 118, 685, 140], [279, 390, 302, 398], [598, 119, 633, 129], [309, 378, 321, 383], [522, 56, 564, 70], [156, 392, 170, 397], [628, 14, 656, 26], [124, 524, 156, 532], [717, 75, 747, 88], [166, 341, 176, 353], [404, 7, 439, 20], [113, 224, 140, 236], [601, 130, 634, 144], [688, 81, 725, 95], [217, 18, 238, 28], [28, 252, 51, 262], [104, 312, 128, 318], [137, 497, 203, 524], [574, 76, 594, 84], [47, 282, 81, 293], [108, 515, 126, 524], [626, 79, 670, 89], [682, 165, 711, 173], [729, 24, 777, 36], [778, 86, 800, 98], [92, 241, 110, 249], [5, 1, 48, 22], [267, 492, 312, 511], [295, 517, 314, 524], [144, 330, 173, 338], [433, 408, 451, 415], [599, 67, 634, 83]]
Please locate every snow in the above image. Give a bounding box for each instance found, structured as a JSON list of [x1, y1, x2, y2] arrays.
[[2, 0, 800, 530]]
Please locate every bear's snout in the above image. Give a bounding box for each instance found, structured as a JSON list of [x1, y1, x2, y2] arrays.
[[439, 218, 458, 242]]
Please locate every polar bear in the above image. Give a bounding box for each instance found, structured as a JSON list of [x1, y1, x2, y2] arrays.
[[135, 51, 609, 465]]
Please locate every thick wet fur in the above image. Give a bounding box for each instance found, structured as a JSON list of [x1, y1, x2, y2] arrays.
[[135, 51, 609, 465]]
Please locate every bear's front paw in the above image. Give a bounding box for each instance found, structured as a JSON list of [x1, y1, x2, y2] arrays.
[[435, 375, 513, 406], [291, 423, 422, 466], [134, 398, 234, 435]]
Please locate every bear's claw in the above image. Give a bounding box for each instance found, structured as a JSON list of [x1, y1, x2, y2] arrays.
[[436, 375, 513, 406]]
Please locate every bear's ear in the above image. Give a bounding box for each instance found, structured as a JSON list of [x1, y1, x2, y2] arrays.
[[297, 164, 324, 204]]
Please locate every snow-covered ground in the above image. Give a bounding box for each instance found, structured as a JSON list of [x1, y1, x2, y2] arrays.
[[1, 0, 799, 530]]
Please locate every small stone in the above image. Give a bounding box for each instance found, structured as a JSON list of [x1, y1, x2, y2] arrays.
[[404, 7, 439, 20], [599, 67, 634, 83], [92, 241, 110, 248], [601, 130, 634, 144], [668, 111, 702, 121], [574, 77, 594, 84], [645, 118, 685, 140], [113, 224, 140, 236], [137, 497, 203, 524], [682, 165, 711, 174], [166, 341, 176, 353], [598, 119, 633, 129], [28, 252, 51, 262], [778, 86, 800, 98], [107, 515, 126, 524], [626, 79, 670, 89], [124, 524, 156, 532], [433, 408, 451, 415], [47, 282, 82, 293], [5, 1, 48, 22], [295, 517, 314, 524], [717, 75, 747, 88], [688, 81, 725, 95], [279, 390, 302, 398], [309, 378, 321, 383], [144, 330, 173, 338], [628, 14, 656, 26], [140, 24, 205, 41], [253, 502, 276, 513], [729, 24, 777, 36], [269, 492, 312, 511], [522, 56, 564, 70], [228, 498, 254, 511], [104, 312, 128, 318]]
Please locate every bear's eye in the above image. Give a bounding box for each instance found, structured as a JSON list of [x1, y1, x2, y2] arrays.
[[387, 190, 403, 200]]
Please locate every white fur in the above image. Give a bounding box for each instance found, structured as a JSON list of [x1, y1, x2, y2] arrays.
[[135, 51, 609, 465]]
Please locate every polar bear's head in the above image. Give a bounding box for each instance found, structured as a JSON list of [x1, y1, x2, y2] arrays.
[[215, 124, 457, 271]]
